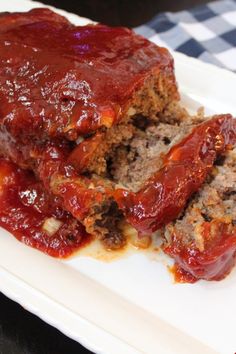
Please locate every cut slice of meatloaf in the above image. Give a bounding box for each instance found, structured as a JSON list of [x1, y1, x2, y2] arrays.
[[113, 113, 236, 237], [163, 148, 236, 281], [0, 8, 178, 145]]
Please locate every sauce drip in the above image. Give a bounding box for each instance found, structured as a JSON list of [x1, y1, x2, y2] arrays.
[[170, 265, 197, 284]]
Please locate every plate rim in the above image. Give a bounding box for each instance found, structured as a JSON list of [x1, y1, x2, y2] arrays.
[[0, 1, 236, 354]]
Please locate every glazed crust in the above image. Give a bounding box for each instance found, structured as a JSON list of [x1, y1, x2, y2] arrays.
[[0, 8, 178, 142]]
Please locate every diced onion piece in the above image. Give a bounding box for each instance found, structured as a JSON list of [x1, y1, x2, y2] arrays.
[[114, 182, 128, 190], [127, 107, 136, 116], [133, 235, 152, 249], [42, 217, 63, 236], [121, 222, 151, 249]]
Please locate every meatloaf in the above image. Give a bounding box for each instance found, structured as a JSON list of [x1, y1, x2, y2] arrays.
[[163, 148, 236, 281], [0, 8, 236, 260]]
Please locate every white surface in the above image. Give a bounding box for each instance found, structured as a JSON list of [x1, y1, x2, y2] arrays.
[[0, 1, 236, 354]]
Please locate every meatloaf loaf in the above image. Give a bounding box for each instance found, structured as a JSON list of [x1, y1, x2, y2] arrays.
[[0, 8, 236, 262]]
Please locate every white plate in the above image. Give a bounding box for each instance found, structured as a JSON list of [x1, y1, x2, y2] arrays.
[[1, 1, 236, 354]]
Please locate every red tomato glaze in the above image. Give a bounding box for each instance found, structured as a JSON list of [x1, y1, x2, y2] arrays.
[[0, 158, 91, 257], [0, 8, 177, 142]]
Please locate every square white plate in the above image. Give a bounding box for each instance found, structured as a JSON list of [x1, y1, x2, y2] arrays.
[[1, 1, 236, 354]]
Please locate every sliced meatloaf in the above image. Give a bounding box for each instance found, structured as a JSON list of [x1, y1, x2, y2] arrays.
[[0, 8, 236, 254], [163, 148, 236, 281]]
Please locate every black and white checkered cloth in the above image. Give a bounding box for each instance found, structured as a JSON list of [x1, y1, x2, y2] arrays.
[[135, 0, 236, 71]]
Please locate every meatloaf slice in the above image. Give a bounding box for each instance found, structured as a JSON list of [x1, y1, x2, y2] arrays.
[[114, 114, 236, 237], [163, 148, 236, 281], [0, 8, 178, 145]]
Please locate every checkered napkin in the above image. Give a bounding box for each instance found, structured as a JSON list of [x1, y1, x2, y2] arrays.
[[135, 0, 236, 71]]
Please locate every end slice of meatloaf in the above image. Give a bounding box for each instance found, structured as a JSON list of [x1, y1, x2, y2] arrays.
[[0, 8, 179, 145], [163, 148, 236, 281]]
